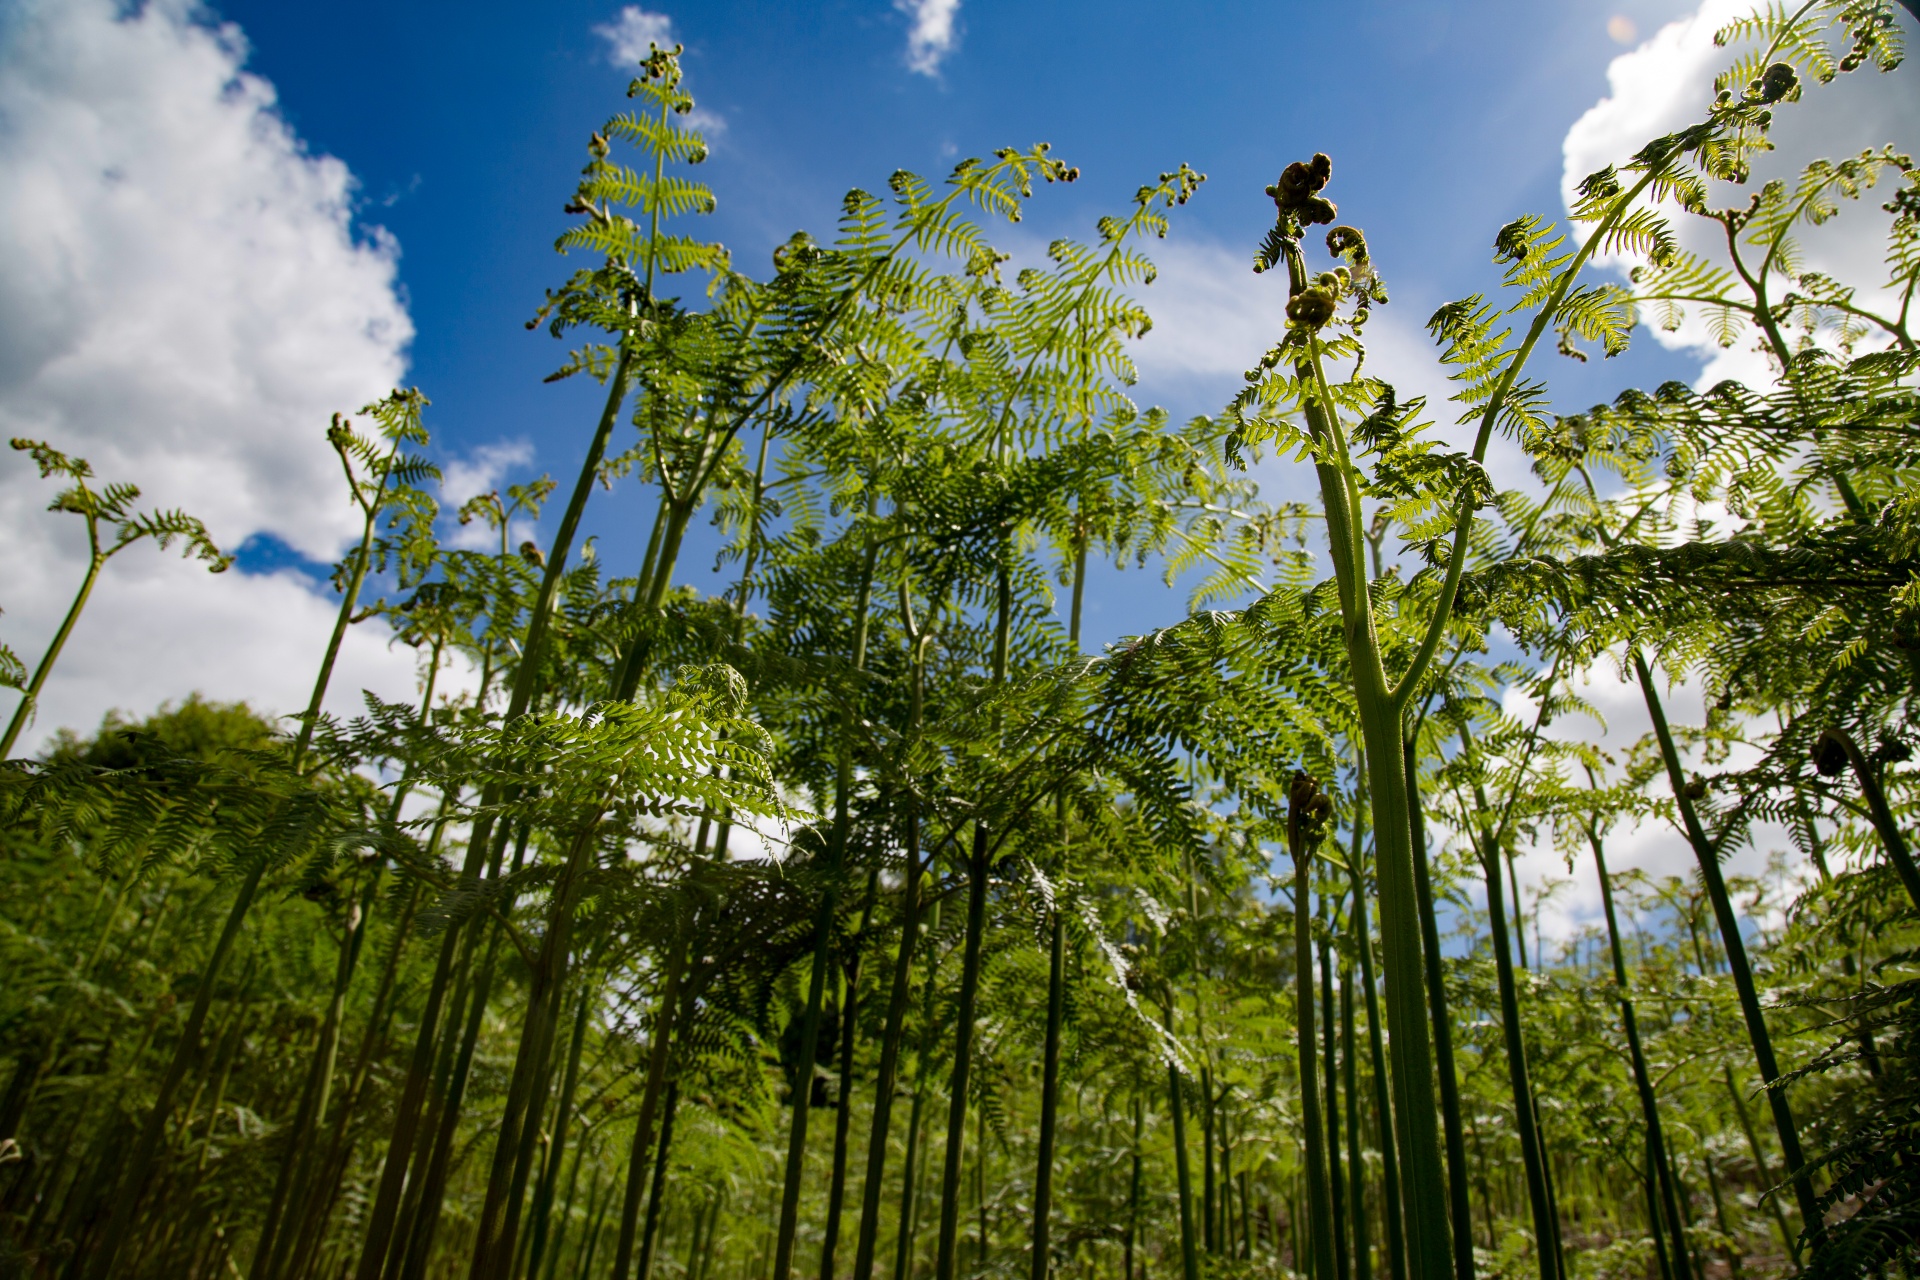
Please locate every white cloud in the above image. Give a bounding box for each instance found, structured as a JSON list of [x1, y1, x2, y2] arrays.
[[1133, 235, 1458, 409], [440, 438, 535, 551], [898, 0, 961, 76], [683, 106, 727, 138], [0, 0, 426, 749], [441, 439, 534, 509], [1561, 0, 1919, 389], [590, 10, 728, 140], [594, 7, 675, 66], [1504, 0, 1920, 941], [1489, 656, 1807, 954], [1128, 233, 1534, 503]]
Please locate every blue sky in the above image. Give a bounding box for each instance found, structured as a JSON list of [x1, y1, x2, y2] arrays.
[[211, 0, 1716, 636]]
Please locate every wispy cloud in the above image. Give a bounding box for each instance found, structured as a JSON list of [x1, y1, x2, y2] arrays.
[[897, 0, 960, 76], [684, 106, 727, 137], [593, 6, 674, 65]]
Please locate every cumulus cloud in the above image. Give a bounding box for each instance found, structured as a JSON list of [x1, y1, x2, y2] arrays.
[[898, 0, 961, 76], [1562, 0, 1919, 389], [593, 6, 675, 64], [0, 0, 425, 748]]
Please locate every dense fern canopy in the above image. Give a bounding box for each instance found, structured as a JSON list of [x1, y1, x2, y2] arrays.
[[2, 7, 1918, 1280]]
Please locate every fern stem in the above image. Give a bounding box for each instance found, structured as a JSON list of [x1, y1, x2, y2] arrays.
[[637, 1079, 681, 1280], [1454, 715, 1561, 1280], [393, 823, 529, 1280], [773, 517, 880, 1280], [611, 930, 690, 1280], [81, 854, 267, 1280], [527, 985, 595, 1280], [933, 541, 1009, 1280], [293, 442, 396, 769], [1293, 817, 1337, 1280], [1585, 809, 1695, 1280], [1029, 531, 1085, 1280], [0, 545, 102, 759], [290, 876, 427, 1277], [1164, 998, 1202, 1280], [1405, 737, 1474, 1280], [821, 874, 880, 1280], [1343, 934, 1369, 1280], [1354, 782, 1409, 1280], [850, 610, 932, 1280], [1029, 851, 1071, 1279], [1393, 166, 1662, 717], [1124, 1097, 1143, 1280], [933, 820, 992, 1280], [1632, 647, 1821, 1237], [1284, 234, 1453, 1280], [1321, 881, 1351, 1280], [251, 875, 372, 1280], [1826, 727, 1920, 911], [892, 941, 941, 1280]]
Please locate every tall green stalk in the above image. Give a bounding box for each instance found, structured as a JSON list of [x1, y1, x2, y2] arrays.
[[1632, 649, 1819, 1233], [1164, 1000, 1202, 1280], [79, 404, 416, 1280], [1343, 947, 1369, 1280], [1290, 775, 1337, 1280], [1257, 147, 1674, 1280], [611, 930, 691, 1280], [1124, 1098, 1144, 1280], [80, 854, 264, 1279], [637, 1080, 681, 1280], [850, 597, 933, 1280], [933, 818, 993, 1280], [1584, 810, 1693, 1280], [1220, 1090, 1236, 1257], [1202, 1062, 1218, 1257], [1353, 798, 1408, 1280], [395, 825, 531, 1280], [252, 876, 374, 1280], [1321, 884, 1351, 1280], [1030, 535, 1086, 1280], [0, 540, 106, 759], [1454, 719, 1559, 1280], [357, 342, 635, 1280], [772, 524, 879, 1280], [468, 827, 596, 1277], [1821, 727, 1920, 910], [933, 556, 1010, 1280], [893, 911, 942, 1280], [821, 877, 879, 1280], [1277, 234, 1452, 1280], [1404, 739, 1472, 1280], [263, 644, 445, 1280], [1, 438, 227, 759], [527, 987, 595, 1280]]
